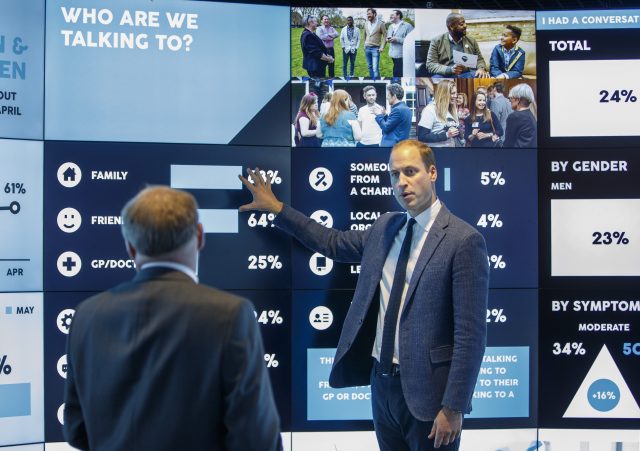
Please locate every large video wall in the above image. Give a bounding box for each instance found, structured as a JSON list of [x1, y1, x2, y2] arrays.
[[0, 1, 638, 450]]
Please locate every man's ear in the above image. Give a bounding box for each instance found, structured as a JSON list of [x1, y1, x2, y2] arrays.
[[196, 223, 205, 251], [125, 240, 137, 260]]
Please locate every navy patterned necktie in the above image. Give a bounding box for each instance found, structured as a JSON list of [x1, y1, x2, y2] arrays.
[[379, 217, 416, 374]]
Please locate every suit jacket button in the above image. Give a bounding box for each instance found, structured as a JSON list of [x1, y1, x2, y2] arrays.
[[358, 318, 363, 324]]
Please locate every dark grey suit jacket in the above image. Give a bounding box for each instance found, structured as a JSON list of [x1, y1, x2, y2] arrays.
[[275, 203, 488, 421], [64, 267, 282, 451]]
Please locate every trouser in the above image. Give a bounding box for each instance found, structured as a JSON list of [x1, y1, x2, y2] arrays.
[[371, 360, 461, 451], [392, 57, 403, 78], [343, 50, 357, 77], [365, 46, 380, 79], [326, 47, 335, 78]]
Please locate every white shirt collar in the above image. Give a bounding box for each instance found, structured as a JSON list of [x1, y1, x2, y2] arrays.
[[140, 261, 199, 283]]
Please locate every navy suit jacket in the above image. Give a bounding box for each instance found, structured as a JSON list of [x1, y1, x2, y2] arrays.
[[375, 101, 412, 147], [301, 28, 328, 75], [64, 267, 282, 451], [489, 44, 526, 79], [275, 204, 489, 420]]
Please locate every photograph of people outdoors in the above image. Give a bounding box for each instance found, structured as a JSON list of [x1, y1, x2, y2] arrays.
[[291, 8, 415, 80]]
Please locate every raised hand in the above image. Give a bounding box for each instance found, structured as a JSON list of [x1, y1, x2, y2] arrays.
[[238, 167, 284, 214]]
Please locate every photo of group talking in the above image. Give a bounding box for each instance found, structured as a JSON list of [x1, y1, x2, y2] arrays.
[[291, 8, 537, 148], [291, 77, 536, 148], [292, 8, 416, 80]]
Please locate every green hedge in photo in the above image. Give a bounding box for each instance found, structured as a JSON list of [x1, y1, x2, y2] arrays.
[[291, 27, 394, 78]]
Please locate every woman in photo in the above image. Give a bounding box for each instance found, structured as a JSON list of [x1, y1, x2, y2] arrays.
[[294, 93, 321, 147], [317, 89, 362, 147], [464, 91, 502, 148], [417, 79, 462, 147], [503, 83, 537, 148]]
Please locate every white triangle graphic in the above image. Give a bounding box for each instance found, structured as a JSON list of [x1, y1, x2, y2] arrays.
[[563, 344, 640, 418]]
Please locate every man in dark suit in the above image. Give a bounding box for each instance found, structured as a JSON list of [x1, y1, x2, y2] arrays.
[[239, 140, 489, 450], [375, 83, 413, 147], [300, 15, 334, 78], [64, 186, 282, 451]]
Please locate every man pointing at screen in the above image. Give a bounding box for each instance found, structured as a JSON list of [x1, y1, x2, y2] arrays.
[[240, 139, 489, 450]]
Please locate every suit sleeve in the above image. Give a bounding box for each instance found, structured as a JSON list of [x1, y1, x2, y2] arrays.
[[489, 46, 501, 77], [425, 37, 452, 76], [441, 231, 489, 413], [222, 300, 282, 451], [63, 314, 89, 450], [274, 204, 369, 263], [375, 108, 401, 134]]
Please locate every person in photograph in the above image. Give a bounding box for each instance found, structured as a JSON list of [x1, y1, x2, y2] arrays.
[[464, 91, 502, 147], [358, 85, 384, 147], [490, 25, 526, 79], [456, 92, 470, 142], [317, 89, 362, 147], [504, 83, 537, 148], [488, 82, 512, 135], [64, 186, 282, 451], [316, 15, 339, 78], [417, 80, 463, 147], [294, 93, 321, 147], [386, 10, 414, 80], [425, 13, 489, 78], [301, 15, 334, 78], [364, 8, 386, 79], [239, 139, 489, 451], [319, 91, 332, 117], [340, 16, 360, 79], [375, 83, 412, 147]]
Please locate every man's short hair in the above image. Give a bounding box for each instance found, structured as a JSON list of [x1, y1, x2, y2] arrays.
[[121, 186, 199, 256], [367, 8, 377, 16], [446, 13, 464, 28], [393, 140, 436, 170], [347, 16, 353, 21], [387, 83, 404, 100], [321, 15, 329, 21], [493, 82, 505, 94], [505, 24, 522, 41], [393, 10, 403, 19]]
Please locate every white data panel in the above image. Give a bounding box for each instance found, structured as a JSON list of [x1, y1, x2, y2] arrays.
[[550, 60, 640, 137], [551, 199, 640, 276]]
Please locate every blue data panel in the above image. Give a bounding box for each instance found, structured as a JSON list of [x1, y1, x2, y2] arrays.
[[0, 0, 45, 140], [43, 142, 291, 291], [44, 0, 290, 145], [292, 289, 537, 431], [290, 148, 537, 290]]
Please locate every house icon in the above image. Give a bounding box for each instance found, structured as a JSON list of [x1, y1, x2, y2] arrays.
[[63, 167, 76, 181]]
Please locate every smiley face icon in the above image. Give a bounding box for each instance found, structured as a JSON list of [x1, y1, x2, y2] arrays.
[[57, 207, 82, 233]]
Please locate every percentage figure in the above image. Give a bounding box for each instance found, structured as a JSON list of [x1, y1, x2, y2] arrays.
[[258, 170, 282, 184], [552, 342, 586, 356], [477, 214, 503, 228], [247, 213, 276, 228], [264, 353, 279, 368], [4, 182, 26, 194], [593, 391, 617, 400], [0, 355, 12, 375], [248, 255, 283, 270], [486, 308, 507, 323], [592, 231, 630, 245], [622, 342, 640, 356], [257, 310, 284, 325], [599, 89, 638, 103], [489, 255, 506, 269], [480, 171, 506, 186]]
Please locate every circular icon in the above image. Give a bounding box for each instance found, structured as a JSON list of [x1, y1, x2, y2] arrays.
[[57, 162, 82, 188], [57, 354, 68, 379], [309, 252, 333, 276], [587, 378, 620, 412], [57, 208, 82, 233], [57, 251, 82, 277], [310, 210, 333, 228], [309, 306, 334, 330], [56, 309, 76, 334], [309, 167, 333, 192], [57, 403, 65, 425], [8, 201, 20, 215]]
